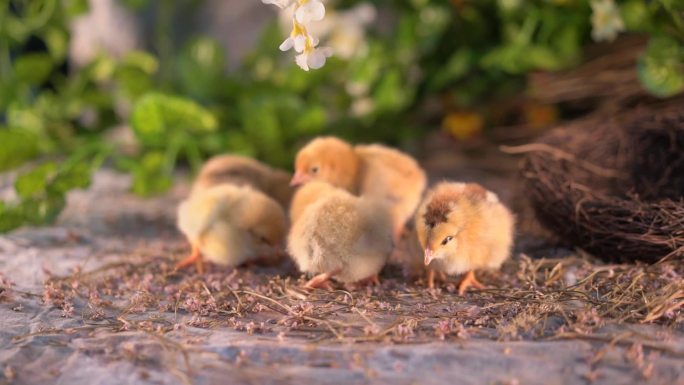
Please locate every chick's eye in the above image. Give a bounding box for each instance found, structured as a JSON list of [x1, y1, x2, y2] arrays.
[[441, 236, 453, 245], [310, 166, 319, 174]]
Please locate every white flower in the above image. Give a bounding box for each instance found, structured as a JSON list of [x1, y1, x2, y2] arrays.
[[295, 46, 333, 71], [264, 0, 335, 70], [295, 0, 325, 24], [590, 0, 625, 42], [279, 34, 307, 52], [262, 0, 294, 9]]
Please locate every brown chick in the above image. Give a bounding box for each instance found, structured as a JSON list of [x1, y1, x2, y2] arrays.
[[287, 181, 394, 289], [291, 136, 426, 240], [192, 155, 294, 209], [415, 182, 514, 294], [176, 184, 288, 272]]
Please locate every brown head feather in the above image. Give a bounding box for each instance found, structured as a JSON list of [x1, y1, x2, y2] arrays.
[[423, 182, 488, 227], [424, 190, 459, 227]]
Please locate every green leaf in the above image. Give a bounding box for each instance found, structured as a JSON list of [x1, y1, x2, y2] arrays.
[[429, 50, 472, 89], [14, 53, 54, 85], [177, 37, 226, 99], [525, 46, 564, 71], [0, 202, 26, 233], [295, 106, 327, 134], [23, 195, 66, 225], [0, 128, 41, 172], [90, 56, 117, 82], [63, 0, 89, 17], [42, 27, 69, 61], [637, 36, 684, 97], [122, 51, 159, 75], [115, 66, 154, 100], [130, 93, 218, 146], [49, 163, 92, 195], [131, 152, 173, 196], [620, 1, 652, 31], [374, 69, 411, 113], [14, 162, 57, 199]]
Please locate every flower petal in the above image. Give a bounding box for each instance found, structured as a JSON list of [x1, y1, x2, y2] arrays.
[[295, 53, 310, 71], [262, 0, 294, 9], [307, 50, 327, 69], [293, 35, 307, 53], [295, 0, 325, 24], [279, 37, 294, 51]]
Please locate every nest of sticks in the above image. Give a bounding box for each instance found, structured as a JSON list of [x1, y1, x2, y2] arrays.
[[518, 107, 684, 263]]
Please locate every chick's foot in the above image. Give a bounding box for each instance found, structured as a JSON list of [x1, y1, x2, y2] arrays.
[[175, 244, 205, 274], [458, 271, 485, 295], [304, 269, 340, 290]]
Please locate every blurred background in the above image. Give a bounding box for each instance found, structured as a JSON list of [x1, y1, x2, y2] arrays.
[[0, 0, 683, 232]]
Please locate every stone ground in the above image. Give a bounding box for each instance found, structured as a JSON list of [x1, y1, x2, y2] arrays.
[[1, 137, 683, 385]]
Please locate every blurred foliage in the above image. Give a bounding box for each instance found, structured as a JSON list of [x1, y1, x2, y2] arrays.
[[0, 0, 683, 231]]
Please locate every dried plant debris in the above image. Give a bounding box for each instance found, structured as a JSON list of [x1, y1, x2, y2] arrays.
[[30, 250, 683, 347], [519, 107, 684, 263]]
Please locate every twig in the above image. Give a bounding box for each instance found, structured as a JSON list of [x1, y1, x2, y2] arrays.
[[500, 143, 625, 178]]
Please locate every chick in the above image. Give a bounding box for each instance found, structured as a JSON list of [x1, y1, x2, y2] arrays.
[[176, 184, 288, 272], [415, 182, 514, 294], [291, 136, 426, 240], [288, 181, 394, 289], [192, 155, 294, 209]]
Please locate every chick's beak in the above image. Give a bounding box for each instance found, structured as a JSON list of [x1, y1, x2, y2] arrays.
[[290, 170, 310, 186], [424, 248, 435, 266]]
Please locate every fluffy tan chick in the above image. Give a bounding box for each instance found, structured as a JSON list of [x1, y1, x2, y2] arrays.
[[176, 184, 288, 272], [415, 182, 514, 294], [192, 155, 294, 208], [287, 181, 394, 289], [291, 136, 426, 240]]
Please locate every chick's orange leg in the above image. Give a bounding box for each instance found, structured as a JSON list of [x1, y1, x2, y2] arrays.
[[304, 268, 341, 290], [175, 244, 205, 274], [426, 269, 448, 289], [427, 269, 436, 289], [458, 271, 485, 295]]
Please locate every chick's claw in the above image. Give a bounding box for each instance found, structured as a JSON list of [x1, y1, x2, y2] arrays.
[[303, 269, 340, 290], [458, 271, 485, 295], [175, 245, 205, 274]]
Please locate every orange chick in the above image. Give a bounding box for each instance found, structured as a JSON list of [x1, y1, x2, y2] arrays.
[[291, 137, 426, 240], [287, 181, 394, 289], [415, 182, 514, 294], [176, 184, 288, 272], [192, 154, 293, 209]]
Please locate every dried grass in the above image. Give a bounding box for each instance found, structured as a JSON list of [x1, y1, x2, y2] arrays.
[[30, 249, 683, 348]]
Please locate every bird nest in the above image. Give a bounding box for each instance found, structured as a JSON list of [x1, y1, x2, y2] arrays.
[[518, 107, 684, 263]]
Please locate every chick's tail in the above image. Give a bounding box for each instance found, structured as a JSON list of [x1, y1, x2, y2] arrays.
[[177, 194, 223, 243]]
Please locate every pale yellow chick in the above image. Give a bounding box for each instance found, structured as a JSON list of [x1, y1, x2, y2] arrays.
[[288, 181, 394, 289], [291, 136, 426, 241], [192, 155, 294, 209], [176, 184, 288, 272], [415, 182, 514, 294]]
